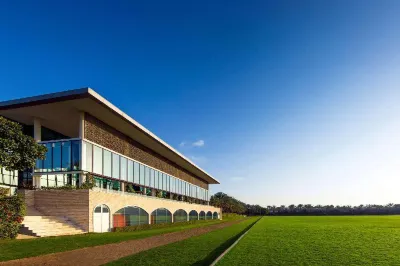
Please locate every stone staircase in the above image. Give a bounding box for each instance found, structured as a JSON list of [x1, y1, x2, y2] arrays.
[[20, 207, 86, 237]]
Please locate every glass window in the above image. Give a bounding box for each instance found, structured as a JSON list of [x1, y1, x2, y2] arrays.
[[112, 153, 120, 179], [199, 211, 206, 220], [85, 142, 93, 172], [139, 164, 145, 185], [189, 210, 198, 221], [149, 169, 154, 188], [133, 162, 139, 184], [103, 150, 112, 177], [43, 143, 52, 172], [52, 142, 61, 172], [161, 173, 165, 190], [155, 171, 159, 189], [93, 145, 103, 175], [173, 209, 187, 223], [128, 160, 133, 182], [71, 140, 80, 170], [61, 141, 71, 171], [120, 157, 127, 181], [144, 166, 149, 186], [113, 206, 149, 227], [151, 208, 172, 224], [48, 174, 56, 187]]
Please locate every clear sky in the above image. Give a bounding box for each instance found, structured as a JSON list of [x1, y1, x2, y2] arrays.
[[1, 1, 400, 206]]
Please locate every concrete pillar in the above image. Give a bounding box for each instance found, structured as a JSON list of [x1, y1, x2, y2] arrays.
[[120, 182, 125, 192], [34, 175, 41, 189], [33, 118, 41, 142], [151, 189, 156, 197], [79, 112, 85, 139], [79, 174, 87, 187]]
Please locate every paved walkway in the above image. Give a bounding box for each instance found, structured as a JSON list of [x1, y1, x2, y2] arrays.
[[1, 220, 243, 266]]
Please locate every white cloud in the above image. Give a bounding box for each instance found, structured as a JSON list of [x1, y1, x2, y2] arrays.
[[179, 141, 187, 147], [192, 139, 205, 147]]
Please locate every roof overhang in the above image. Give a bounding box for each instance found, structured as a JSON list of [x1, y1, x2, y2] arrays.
[[0, 88, 220, 185]]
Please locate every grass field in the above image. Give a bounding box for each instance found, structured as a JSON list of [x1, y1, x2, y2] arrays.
[[107, 217, 259, 266], [217, 216, 400, 265], [0, 218, 236, 262]]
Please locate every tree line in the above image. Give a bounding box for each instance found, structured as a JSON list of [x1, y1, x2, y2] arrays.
[[210, 192, 400, 216]]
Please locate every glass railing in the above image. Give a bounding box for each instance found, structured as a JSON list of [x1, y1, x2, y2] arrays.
[[35, 138, 81, 173]]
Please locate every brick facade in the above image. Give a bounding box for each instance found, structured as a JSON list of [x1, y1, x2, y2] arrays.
[[84, 114, 208, 189]]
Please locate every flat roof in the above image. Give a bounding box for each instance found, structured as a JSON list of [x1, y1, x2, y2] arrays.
[[0, 88, 220, 184]]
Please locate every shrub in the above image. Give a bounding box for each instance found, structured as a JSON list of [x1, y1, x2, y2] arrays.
[[113, 219, 211, 232], [0, 195, 26, 239], [0, 187, 10, 197]]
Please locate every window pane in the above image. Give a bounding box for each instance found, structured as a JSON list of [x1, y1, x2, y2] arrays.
[[149, 169, 154, 188], [139, 164, 144, 185], [112, 153, 120, 179], [155, 171, 159, 189], [61, 141, 71, 171], [52, 142, 61, 172], [120, 157, 127, 181], [71, 141, 80, 170], [103, 150, 112, 177], [43, 143, 52, 172], [85, 142, 93, 172], [128, 160, 133, 182], [133, 162, 139, 184], [93, 146, 103, 174], [144, 166, 149, 186]]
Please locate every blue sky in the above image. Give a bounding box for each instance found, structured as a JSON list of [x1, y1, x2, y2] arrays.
[[1, 1, 400, 206]]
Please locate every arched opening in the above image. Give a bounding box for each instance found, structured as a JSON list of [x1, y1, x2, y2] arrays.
[[173, 209, 188, 223], [189, 210, 198, 221], [213, 212, 219, 219], [93, 204, 110, 232], [206, 211, 213, 220], [151, 208, 172, 224], [199, 211, 206, 220], [113, 206, 149, 227]]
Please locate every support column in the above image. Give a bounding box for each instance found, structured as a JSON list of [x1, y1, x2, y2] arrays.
[[34, 175, 41, 189], [33, 118, 41, 142], [79, 112, 85, 139], [120, 182, 125, 192]]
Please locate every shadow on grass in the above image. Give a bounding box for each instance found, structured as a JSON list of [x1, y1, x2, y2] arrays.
[[193, 218, 261, 266]]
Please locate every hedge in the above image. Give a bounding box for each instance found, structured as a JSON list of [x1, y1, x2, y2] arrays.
[[113, 219, 212, 232], [0, 195, 26, 239]]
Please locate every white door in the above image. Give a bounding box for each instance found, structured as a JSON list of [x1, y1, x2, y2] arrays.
[[93, 204, 110, 233]]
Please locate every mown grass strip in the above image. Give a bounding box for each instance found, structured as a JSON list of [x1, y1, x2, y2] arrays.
[[0, 218, 238, 262], [217, 216, 400, 266], [106, 217, 259, 266], [210, 217, 260, 266]]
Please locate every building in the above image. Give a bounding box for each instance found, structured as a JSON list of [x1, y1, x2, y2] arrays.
[[0, 88, 221, 235]]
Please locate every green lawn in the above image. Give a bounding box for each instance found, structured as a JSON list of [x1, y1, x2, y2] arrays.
[[107, 217, 259, 266], [0, 218, 235, 262], [217, 216, 400, 266]]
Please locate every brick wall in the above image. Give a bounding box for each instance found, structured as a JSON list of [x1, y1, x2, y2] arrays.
[[85, 114, 208, 189], [34, 190, 90, 231]]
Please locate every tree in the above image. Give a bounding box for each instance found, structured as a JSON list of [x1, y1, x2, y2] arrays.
[[0, 117, 47, 171]]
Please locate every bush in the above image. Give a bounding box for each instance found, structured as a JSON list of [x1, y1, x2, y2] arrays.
[[0, 195, 26, 239], [0, 187, 10, 197], [114, 219, 212, 232]]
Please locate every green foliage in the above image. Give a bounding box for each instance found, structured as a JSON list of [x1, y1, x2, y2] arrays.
[[126, 184, 134, 193], [0, 116, 47, 171], [0, 187, 10, 197], [218, 216, 400, 266], [107, 217, 258, 266], [114, 219, 211, 232], [0, 195, 26, 239], [156, 190, 163, 198], [210, 192, 266, 215], [80, 173, 95, 189]]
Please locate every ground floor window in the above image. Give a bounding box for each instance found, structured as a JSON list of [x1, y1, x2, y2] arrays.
[[93, 204, 110, 232], [199, 211, 206, 220], [189, 210, 198, 221], [206, 211, 213, 220], [113, 206, 149, 227], [173, 209, 187, 222], [151, 208, 172, 224], [213, 212, 219, 219]]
